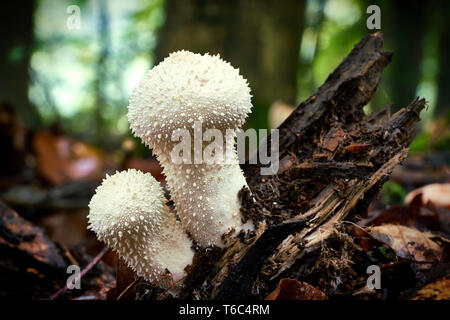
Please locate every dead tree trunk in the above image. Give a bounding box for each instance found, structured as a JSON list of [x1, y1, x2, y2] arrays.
[[0, 1, 42, 129]]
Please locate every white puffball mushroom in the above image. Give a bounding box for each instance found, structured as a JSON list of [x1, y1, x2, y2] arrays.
[[87, 169, 194, 288], [127, 50, 254, 247]]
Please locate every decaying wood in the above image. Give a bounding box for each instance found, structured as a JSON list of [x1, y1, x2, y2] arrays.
[[210, 33, 426, 299], [0, 200, 115, 299], [0, 201, 67, 298]]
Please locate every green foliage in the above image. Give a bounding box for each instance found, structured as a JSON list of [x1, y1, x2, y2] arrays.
[[409, 131, 431, 154], [8, 45, 26, 64], [30, 0, 165, 147], [378, 246, 398, 262], [409, 121, 450, 154], [297, 0, 365, 103], [435, 132, 450, 151], [381, 181, 407, 206]]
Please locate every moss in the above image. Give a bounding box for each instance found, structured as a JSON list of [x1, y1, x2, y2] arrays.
[[381, 181, 407, 206]]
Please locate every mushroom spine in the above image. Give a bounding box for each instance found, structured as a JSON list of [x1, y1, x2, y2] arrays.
[[87, 169, 194, 288], [127, 50, 254, 247]]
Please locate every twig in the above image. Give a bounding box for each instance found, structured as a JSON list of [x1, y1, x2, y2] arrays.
[[116, 278, 139, 300], [61, 243, 79, 266], [157, 276, 187, 300], [49, 247, 109, 300]]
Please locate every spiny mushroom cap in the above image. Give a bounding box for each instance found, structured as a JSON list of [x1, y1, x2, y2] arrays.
[[88, 169, 194, 287], [127, 50, 252, 151], [87, 169, 166, 244]]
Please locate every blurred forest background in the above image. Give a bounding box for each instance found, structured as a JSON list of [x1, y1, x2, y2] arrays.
[[1, 0, 450, 299], [2, 0, 450, 147]]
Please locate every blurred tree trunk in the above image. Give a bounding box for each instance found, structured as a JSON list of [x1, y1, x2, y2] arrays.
[[435, 1, 450, 119], [155, 0, 306, 129], [94, 0, 110, 145], [381, 0, 429, 111], [0, 1, 41, 129]]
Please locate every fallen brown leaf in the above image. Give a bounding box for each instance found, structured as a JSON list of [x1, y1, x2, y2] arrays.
[[369, 224, 444, 266], [32, 130, 114, 185], [411, 275, 450, 300], [0, 201, 65, 268], [359, 204, 445, 232], [265, 278, 327, 300], [405, 183, 450, 210]]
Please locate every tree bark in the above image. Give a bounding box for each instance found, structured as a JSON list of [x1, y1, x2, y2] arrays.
[[379, 0, 429, 111], [94, 0, 111, 145], [435, 1, 450, 118], [0, 1, 42, 129]]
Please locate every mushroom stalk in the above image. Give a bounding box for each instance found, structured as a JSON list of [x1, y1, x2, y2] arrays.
[[163, 131, 252, 247], [128, 50, 254, 247], [88, 169, 194, 288]]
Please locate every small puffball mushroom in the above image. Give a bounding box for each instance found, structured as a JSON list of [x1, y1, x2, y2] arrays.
[[87, 169, 194, 288], [127, 50, 254, 247]]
